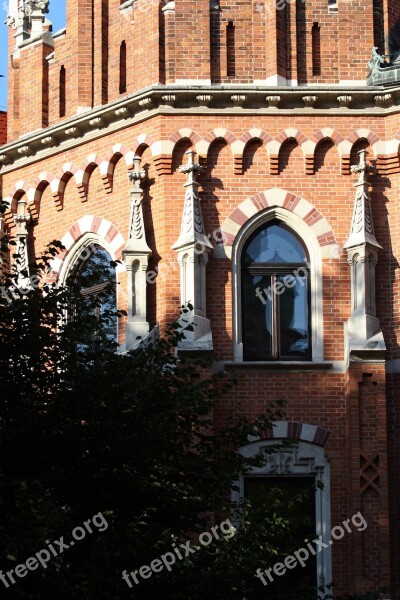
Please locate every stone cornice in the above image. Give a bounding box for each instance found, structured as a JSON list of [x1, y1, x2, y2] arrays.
[[2, 83, 400, 172]]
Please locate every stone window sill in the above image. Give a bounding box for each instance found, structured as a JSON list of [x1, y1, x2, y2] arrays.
[[219, 361, 333, 372]]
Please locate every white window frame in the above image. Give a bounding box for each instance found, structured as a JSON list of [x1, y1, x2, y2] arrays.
[[58, 232, 123, 344], [233, 438, 332, 590], [232, 207, 324, 362]]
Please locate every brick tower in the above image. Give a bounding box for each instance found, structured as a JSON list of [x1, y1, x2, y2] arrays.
[[1, 0, 400, 596]]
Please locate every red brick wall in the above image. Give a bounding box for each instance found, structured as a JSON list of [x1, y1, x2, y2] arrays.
[[0, 111, 7, 145], [5, 0, 391, 140], [1, 109, 396, 593], [2, 0, 399, 596]]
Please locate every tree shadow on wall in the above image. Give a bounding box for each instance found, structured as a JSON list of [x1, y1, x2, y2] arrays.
[[198, 140, 230, 357]]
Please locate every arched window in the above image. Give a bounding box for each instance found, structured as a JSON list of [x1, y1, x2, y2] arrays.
[[68, 244, 117, 350], [241, 220, 311, 361], [233, 437, 332, 593]]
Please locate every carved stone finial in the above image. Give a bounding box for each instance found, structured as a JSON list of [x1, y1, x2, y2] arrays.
[[172, 150, 213, 350], [128, 155, 146, 192], [124, 156, 149, 248], [24, 0, 50, 16], [350, 148, 376, 184], [345, 150, 385, 352], [122, 155, 151, 349], [13, 197, 31, 288], [178, 150, 205, 185], [345, 150, 379, 249], [14, 197, 31, 234], [173, 150, 211, 249]]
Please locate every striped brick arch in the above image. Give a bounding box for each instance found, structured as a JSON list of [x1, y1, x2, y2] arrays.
[[220, 188, 337, 258], [48, 215, 125, 281], [262, 421, 332, 447]]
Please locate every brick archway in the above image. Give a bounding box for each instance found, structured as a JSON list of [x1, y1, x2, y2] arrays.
[[48, 216, 125, 281], [220, 188, 338, 259]]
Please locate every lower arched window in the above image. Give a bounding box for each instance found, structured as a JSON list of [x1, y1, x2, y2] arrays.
[[241, 220, 311, 361], [234, 437, 332, 594]]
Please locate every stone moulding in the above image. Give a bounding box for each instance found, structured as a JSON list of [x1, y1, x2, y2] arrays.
[[1, 83, 400, 168]]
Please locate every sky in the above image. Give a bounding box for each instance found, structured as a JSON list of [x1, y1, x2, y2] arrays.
[[0, 0, 66, 111]]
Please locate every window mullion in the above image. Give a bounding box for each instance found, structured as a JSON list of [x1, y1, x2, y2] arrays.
[[271, 274, 279, 358]]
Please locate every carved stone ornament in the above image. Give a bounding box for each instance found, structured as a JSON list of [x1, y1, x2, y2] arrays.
[[126, 156, 149, 247], [13, 198, 31, 288], [172, 150, 212, 251], [5, 14, 17, 27], [196, 94, 212, 107], [345, 149, 380, 250], [344, 149, 385, 351], [260, 448, 324, 476], [266, 95, 280, 108], [25, 0, 50, 16], [337, 95, 352, 107], [171, 151, 213, 350], [122, 156, 152, 350]]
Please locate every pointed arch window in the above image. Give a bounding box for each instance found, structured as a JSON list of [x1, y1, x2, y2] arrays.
[[241, 221, 311, 361], [68, 244, 117, 350]]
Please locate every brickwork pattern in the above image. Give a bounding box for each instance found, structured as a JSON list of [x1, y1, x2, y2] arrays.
[[0, 112, 6, 145]]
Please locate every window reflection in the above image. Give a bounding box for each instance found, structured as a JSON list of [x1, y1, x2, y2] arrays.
[[70, 245, 117, 349], [242, 222, 311, 361], [243, 223, 308, 265]]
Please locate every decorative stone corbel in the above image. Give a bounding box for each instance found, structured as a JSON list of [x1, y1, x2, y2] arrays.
[[344, 149, 385, 356], [172, 150, 213, 350], [122, 156, 152, 349]]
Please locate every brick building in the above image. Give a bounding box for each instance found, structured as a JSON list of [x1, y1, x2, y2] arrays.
[[0, 0, 399, 596]]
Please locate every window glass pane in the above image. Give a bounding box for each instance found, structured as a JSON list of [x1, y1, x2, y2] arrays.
[[244, 476, 316, 599], [77, 247, 115, 289], [241, 222, 311, 361], [243, 273, 272, 360], [278, 273, 309, 357], [74, 246, 117, 346], [243, 223, 307, 265]]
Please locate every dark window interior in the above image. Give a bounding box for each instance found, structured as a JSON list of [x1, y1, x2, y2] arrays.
[[244, 476, 317, 599]]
